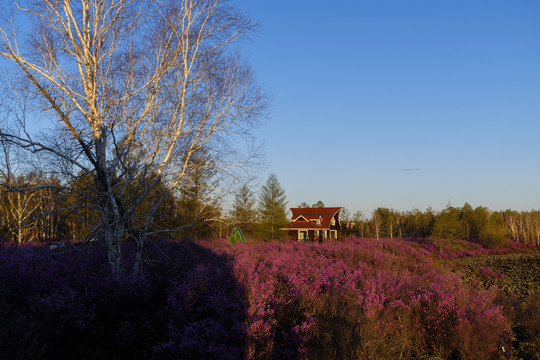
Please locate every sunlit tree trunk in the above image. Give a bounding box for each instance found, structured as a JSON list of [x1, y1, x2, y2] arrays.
[[371, 211, 382, 241], [1, 0, 265, 272]]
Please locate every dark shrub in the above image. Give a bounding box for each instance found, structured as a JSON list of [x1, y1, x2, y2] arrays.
[[0, 240, 247, 359]]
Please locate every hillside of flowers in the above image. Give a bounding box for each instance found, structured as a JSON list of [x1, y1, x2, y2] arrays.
[[0, 237, 538, 359]]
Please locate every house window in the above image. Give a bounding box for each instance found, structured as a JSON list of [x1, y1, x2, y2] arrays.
[[331, 217, 336, 226]]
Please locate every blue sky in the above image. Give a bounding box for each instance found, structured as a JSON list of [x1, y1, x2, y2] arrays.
[[230, 0, 540, 216]]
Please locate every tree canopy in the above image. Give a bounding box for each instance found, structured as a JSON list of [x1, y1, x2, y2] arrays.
[[0, 0, 267, 272]]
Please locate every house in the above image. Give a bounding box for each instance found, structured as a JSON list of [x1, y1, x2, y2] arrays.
[[281, 207, 342, 241]]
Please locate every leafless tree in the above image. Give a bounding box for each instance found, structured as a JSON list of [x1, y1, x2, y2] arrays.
[[370, 210, 382, 241], [352, 210, 366, 238], [503, 210, 519, 242], [0, 0, 266, 273]]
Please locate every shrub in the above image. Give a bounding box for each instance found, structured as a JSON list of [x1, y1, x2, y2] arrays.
[[0, 241, 247, 359], [480, 227, 507, 248], [216, 238, 513, 359], [515, 292, 540, 360], [0, 238, 517, 359]]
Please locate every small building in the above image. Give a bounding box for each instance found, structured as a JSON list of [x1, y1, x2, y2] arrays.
[[281, 207, 342, 241]]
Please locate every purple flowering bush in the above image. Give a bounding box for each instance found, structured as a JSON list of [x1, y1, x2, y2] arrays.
[[0, 237, 516, 359], [478, 266, 506, 280], [210, 238, 513, 360], [0, 241, 247, 359]]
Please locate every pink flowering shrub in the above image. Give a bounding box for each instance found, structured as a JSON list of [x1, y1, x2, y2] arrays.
[[0, 241, 247, 359], [200, 237, 512, 360], [154, 261, 247, 359], [0, 237, 514, 359], [402, 237, 531, 259], [478, 266, 506, 280]]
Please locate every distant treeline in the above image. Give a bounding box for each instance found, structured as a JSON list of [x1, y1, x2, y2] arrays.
[[0, 172, 290, 244], [343, 204, 540, 247], [0, 171, 223, 245], [1, 170, 539, 247]]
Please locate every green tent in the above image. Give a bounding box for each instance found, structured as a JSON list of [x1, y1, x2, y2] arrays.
[[229, 227, 245, 244]]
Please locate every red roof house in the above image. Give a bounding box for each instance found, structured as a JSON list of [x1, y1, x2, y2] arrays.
[[281, 207, 342, 241]]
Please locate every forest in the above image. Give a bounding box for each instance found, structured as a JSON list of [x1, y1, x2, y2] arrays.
[[2, 166, 540, 250], [341, 204, 540, 248]]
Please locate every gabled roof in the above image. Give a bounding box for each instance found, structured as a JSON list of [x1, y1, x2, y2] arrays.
[[294, 214, 309, 222], [282, 207, 342, 230]]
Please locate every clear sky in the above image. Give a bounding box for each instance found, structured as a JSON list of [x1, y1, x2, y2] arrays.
[[230, 0, 540, 216]]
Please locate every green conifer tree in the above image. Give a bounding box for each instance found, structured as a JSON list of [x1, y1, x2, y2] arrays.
[[258, 174, 288, 240], [230, 184, 257, 236]]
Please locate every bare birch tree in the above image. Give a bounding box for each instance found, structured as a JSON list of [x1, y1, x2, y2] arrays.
[[0, 0, 266, 273], [370, 209, 382, 241]]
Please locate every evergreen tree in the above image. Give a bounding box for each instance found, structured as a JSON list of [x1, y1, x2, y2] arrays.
[[460, 203, 476, 240], [230, 184, 257, 236], [460, 203, 489, 240], [431, 206, 465, 240], [258, 174, 288, 240], [176, 149, 221, 240]]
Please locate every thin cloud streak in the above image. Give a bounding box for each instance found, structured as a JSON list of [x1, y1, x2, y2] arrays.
[[397, 168, 423, 172]]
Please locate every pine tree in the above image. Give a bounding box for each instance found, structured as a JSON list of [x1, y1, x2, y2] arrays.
[[258, 174, 288, 240], [230, 184, 257, 236], [431, 206, 465, 240], [176, 149, 221, 240]]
